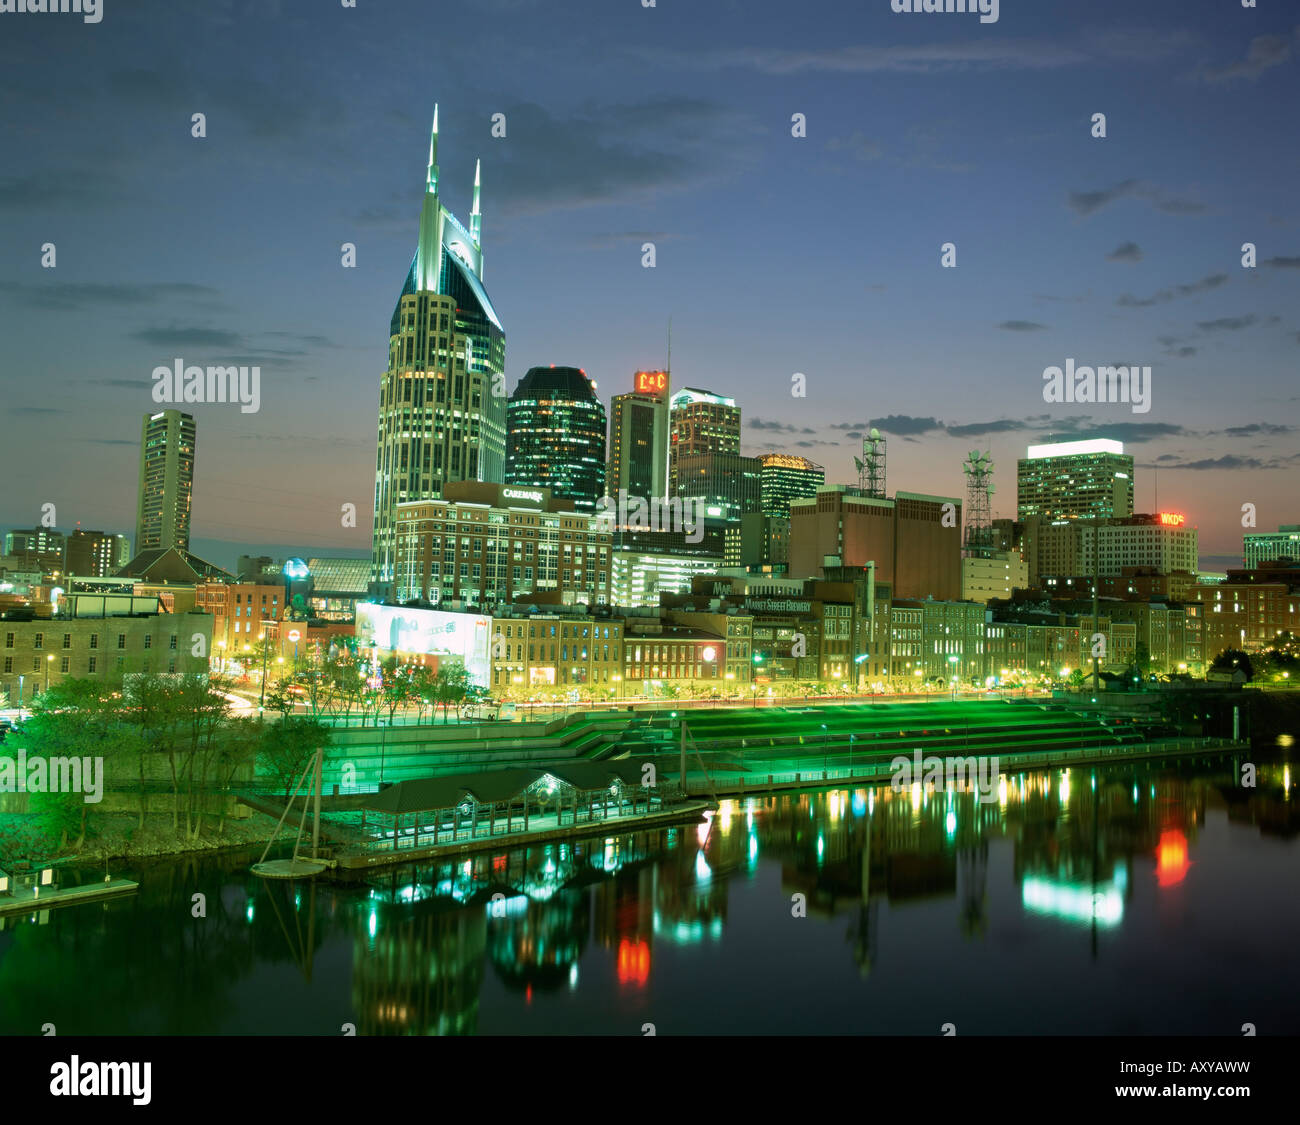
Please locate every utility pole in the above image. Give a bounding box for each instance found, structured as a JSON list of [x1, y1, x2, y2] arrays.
[[1092, 515, 1101, 698]]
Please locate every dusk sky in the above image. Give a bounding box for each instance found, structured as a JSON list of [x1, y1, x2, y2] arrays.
[[2, 0, 1297, 570]]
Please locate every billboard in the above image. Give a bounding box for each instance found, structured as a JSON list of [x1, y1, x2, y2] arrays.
[[355, 603, 492, 689]]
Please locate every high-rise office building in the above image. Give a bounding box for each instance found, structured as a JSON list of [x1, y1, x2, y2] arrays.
[[505, 366, 607, 514], [669, 387, 740, 492], [673, 451, 762, 520], [135, 409, 196, 553], [1244, 525, 1300, 568], [1017, 439, 1134, 522], [372, 107, 507, 587], [759, 454, 825, 517], [607, 371, 669, 500]]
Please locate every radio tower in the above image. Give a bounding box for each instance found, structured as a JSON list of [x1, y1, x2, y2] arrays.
[[854, 428, 887, 498], [961, 450, 995, 556]]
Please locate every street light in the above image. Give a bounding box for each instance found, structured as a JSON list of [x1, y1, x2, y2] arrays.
[[45, 652, 55, 694], [821, 723, 829, 774], [258, 632, 270, 718]]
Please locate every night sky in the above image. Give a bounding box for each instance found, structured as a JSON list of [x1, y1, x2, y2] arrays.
[[1, 0, 1296, 570]]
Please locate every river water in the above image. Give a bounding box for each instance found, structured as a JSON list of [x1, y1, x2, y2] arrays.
[[1, 751, 1296, 1035]]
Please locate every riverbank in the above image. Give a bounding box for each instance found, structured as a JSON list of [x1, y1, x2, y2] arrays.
[[0, 810, 301, 870]]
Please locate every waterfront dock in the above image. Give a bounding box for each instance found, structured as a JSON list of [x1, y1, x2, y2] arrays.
[[331, 798, 711, 870], [0, 877, 139, 917]]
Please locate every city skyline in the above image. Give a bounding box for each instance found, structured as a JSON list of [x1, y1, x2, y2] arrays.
[[2, 0, 1297, 569]]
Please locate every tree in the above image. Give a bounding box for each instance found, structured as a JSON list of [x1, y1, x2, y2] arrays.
[[259, 717, 330, 797], [433, 664, 474, 723], [1133, 641, 1152, 677], [1210, 648, 1253, 680]]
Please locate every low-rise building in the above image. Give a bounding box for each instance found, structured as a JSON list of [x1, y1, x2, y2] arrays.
[[0, 607, 212, 705]]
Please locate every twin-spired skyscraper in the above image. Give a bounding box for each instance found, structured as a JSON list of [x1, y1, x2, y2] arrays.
[[371, 107, 507, 588]]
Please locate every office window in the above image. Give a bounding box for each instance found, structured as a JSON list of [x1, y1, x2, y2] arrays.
[[33, 633, 43, 650], [63, 633, 72, 649], [60, 656, 70, 673], [88, 656, 97, 673]]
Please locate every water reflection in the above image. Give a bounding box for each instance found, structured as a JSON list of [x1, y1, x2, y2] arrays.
[[0, 753, 1295, 1035]]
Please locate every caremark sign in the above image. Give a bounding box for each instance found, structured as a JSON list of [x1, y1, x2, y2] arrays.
[[503, 488, 542, 503]]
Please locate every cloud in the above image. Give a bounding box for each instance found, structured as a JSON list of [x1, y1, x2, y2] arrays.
[[865, 415, 944, 437], [651, 40, 1093, 77], [485, 97, 757, 219], [0, 281, 222, 311], [1067, 179, 1205, 218], [1106, 241, 1143, 263], [749, 418, 816, 434], [130, 327, 244, 349], [1264, 256, 1300, 268], [1042, 421, 1185, 444], [8, 407, 65, 416], [946, 418, 1033, 438], [999, 320, 1047, 332], [1223, 423, 1293, 437], [1203, 32, 1296, 83], [1147, 453, 1296, 471], [1116, 273, 1228, 308], [1195, 315, 1257, 332]]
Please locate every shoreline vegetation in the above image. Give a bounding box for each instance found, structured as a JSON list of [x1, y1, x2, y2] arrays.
[[0, 809, 301, 871], [0, 674, 330, 870]]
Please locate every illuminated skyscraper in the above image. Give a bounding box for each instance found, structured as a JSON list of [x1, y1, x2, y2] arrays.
[[758, 454, 824, 518], [505, 366, 607, 514], [372, 106, 507, 588], [608, 371, 669, 500], [668, 387, 739, 493], [135, 409, 195, 553], [1017, 439, 1134, 522]]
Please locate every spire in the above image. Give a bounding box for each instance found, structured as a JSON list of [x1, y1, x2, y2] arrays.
[[416, 104, 444, 291], [470, 158, 481, 245], [426, 104, 439, 194]]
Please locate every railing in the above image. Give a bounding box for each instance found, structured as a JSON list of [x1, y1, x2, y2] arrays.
[[680, 737, 1245, 794]]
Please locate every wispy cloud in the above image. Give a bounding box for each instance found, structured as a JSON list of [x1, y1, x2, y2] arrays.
[[1117, 273, 1228, 308]]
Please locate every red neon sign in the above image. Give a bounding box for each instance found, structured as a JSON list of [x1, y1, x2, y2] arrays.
[[1158, 512, 1185, 527], [635, 370, 667, 396]]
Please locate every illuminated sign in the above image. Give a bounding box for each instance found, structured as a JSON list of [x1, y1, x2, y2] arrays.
[[287, 629, 301, 643], [635, 370, 668, 397], [355, 603, 492, 688], [1157, 512, 1185, 527], [502, 487, 542, 504]]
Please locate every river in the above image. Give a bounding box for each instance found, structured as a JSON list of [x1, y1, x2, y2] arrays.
[[1, 750, 1295, 1035]]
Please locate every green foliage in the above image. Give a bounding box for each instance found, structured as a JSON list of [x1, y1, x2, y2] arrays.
[[259, 717, 330, 796]]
